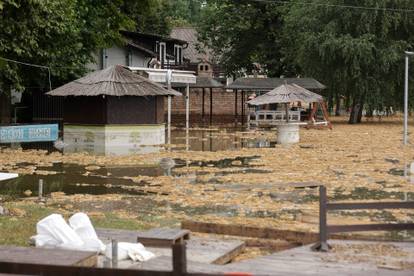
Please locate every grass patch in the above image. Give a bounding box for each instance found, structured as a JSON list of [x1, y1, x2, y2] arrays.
[[0, 201, 179, 246], [0, 202, 54, 246], [91, 213, 149, 230]]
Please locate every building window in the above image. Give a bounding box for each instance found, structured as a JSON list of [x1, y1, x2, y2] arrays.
[[174, 45, 183, 65], [204, 65, 209, 71], [127, 50, 132, 66], [159, 42, 166, 65], [199, 64, 204, 71]]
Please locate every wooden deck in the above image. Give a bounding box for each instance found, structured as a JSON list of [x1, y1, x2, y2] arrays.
[[0, 246, 97, 267], [137, 240, 414, 275], [96, 228, 245, 266]]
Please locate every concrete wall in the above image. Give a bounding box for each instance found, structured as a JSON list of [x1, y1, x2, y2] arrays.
[[63, 124, 165, 156]]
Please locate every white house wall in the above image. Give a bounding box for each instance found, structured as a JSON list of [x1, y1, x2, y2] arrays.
[[87, 46, 150, 71], [129, 49, 150, 67], [105, 46, 128, 67]]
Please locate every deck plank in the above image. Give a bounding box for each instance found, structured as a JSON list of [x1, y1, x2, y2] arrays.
[[0, 246, 97, 267], [131, 240, 414, 276]]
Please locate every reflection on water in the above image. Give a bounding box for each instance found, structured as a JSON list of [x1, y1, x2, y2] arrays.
[[170, 128, 276, 152], [2, 127, 277, 155], [0, 162, 168, 199]]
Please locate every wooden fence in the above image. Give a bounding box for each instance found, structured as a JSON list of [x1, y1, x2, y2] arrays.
[[0, 243, 247, 276], [312, 185, 414, 251]]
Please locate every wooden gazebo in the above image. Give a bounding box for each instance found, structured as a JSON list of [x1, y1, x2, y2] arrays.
[[247, 83, 331, 131], [226, 77, 326, 125], [46, 65, 182, 155]]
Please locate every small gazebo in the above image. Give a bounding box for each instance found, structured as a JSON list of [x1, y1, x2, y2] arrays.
[[247, 83, 331, 144], [47, 65, 181, 155]]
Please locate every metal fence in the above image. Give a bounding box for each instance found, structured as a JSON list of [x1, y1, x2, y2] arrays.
[[312, 185, 414, 252]]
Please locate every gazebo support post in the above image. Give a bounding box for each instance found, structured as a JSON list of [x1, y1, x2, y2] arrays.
[[202, 88, 205, 123], [241, 90, 245, 125], [186, 84, 190, 151], [167, 95, 172, 145], [234, 89, 238, 124], [167, 70, 172, 146], [285, 103, 290, 123], [186, 83, 190, 130], [209, 88, 213, 125]]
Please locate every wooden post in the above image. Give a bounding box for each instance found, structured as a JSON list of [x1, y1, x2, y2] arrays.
[[311, 185, 331, 252], [172, 242, 187, 275], [309, 102, 318, 123], [285, 103, 289, 123], [241, 91, 245, 125], [209, 88, 213, 125], [320, 101, 333, 129], [202, 88, 205, 123], [234, 89, 238, 124], [167, 70, 172, 146], [167, 96, 172, 145]]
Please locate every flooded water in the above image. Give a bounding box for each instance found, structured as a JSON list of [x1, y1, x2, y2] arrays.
[[0, 163, 158, 199], [1, 125, 414, 241], [0, 156, 262, 199]]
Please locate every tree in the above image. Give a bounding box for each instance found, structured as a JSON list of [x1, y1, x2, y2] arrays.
[[0, 0, 135, 123], [197, 0, 289, 77], [122, 0, 171, 36], [282, 0, 414, 123]]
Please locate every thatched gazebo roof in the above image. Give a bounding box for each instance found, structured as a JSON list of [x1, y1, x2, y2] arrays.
[[47, 65, 181, 97], [247, 83, 323, 106]]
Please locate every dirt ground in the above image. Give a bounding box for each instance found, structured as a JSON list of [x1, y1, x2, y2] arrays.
[[1, 116, 414, 245]]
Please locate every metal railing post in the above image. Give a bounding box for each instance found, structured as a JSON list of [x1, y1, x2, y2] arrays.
[[38, 179, 44, 201], [111, 239, 118, 268], [311, 185, 331, 252], [172, 241, 187, 275]]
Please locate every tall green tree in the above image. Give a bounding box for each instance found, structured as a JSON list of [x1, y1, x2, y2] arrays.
[[283, 0, 414, 123], [198, 0, 290, 77], [122, 0, 170, 36], [0, 0, 135, 123]]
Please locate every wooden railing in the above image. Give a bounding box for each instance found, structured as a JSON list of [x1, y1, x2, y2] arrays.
[[248, 110, 301, 127], [0, 243, 246, 276], [312, 185, 414, 252]]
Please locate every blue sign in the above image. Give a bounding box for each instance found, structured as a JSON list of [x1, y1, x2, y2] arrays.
[[0, 124, 59, 143]]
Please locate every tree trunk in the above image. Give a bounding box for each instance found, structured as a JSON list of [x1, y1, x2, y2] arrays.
[[335, 95, 341, 116], [0, 90, 11, 125], [348, 96, 364, 124], [327, 94, 333, 115]]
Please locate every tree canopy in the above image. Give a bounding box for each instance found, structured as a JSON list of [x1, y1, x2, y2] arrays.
[[198, 0, 414, 122], [283, 0, 414, 122], [0, 0, 135, 92], [197, 0, 287, 77]]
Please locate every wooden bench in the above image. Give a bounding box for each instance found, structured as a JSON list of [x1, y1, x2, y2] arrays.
[[137, 228, 191, 247], [96, 227, 191, 247]]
